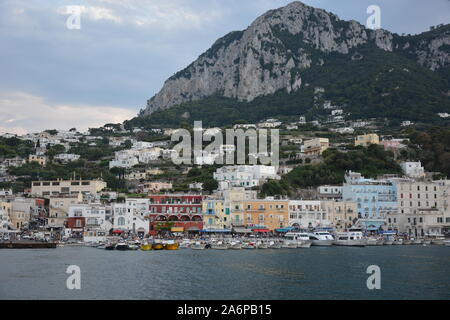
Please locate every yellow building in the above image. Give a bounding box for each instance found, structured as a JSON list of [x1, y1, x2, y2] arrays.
[[322, 201, 357, 232], [28, 155, 47, 166], [222, 188, 258, 227], [10, 210, 30, 230], [202, 197, 229, 229], [355, 134, 380, 147], [243, 199, 289, 231]]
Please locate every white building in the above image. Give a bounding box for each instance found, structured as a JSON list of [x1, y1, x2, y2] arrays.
[[214, 165, 280, 190], [288, 200, 331, 229], [400, 162, 425, 179], [68, 203, 110, 242], [318, 185, 343, 200], [54, 153, 80, 162], [112, 199, 150, 235], [109, 150, 139, 169], [388, 180, 450, 237]]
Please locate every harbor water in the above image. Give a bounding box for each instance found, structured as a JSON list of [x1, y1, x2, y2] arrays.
[[0, 246, 449, 300]]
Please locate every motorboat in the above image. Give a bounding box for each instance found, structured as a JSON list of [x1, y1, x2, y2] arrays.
[[367, 238, 378, 246], [212, 241, 229, 250], [268, 241, 282, 249], [229, 242, 242, 250], [334, 231, 367, 247], [393, 238, 404, 245], [179, 239, 191, 249], [412, 238, 423, 245], [444, 240, 450, 247], [308, 231, 334, 246], [140, 242, 152, 251], [191, 242, 206, 250], [429, 235, 446, 246], [115, 242, 129, 251], [164, 240, 180, 250], [403, 239, 412, 245], [152, 242, 164, 250], [105, 243, 116, 250], [256, 241, 269, 249], [242, 242, 257, 249]]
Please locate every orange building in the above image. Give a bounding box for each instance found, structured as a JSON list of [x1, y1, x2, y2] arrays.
[[243, 199, 289, 231]]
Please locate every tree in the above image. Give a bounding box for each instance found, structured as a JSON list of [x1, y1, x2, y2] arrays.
[[203, 179, 218, 194]]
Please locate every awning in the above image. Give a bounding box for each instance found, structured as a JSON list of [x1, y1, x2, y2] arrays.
[[252, 229, 271, 233], [275, 227, 295, 233], [171, 227, 184, 232], [112, 230, 123, 234], [187, 226, 200, 232], [200, 229, 231, 233], [233, 227, 252, 234]]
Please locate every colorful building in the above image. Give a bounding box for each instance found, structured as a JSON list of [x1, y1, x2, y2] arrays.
[[148, 195, 203, 233], [243, 199, 289, 231]]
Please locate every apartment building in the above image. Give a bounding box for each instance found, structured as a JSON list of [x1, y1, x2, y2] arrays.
[[355, 133, 380, 147], [388, 180, 450, 237], [244, 199, 289, 231], [288, 200, 330, 229], [31, 179, 107, 197], [321, 201, 357, 232]]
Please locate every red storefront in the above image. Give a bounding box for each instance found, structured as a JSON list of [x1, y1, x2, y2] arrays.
[[148, 195, 203, 233], [66, 217, 85, 238]]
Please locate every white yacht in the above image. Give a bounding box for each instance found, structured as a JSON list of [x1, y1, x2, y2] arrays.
[[334, 231, 367, 247], [308, 231, 334, 246]]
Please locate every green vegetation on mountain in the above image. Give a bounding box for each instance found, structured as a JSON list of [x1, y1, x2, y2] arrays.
[[400, 127, 450, 178], [261, 144, 402, 196], [129, 40, 450, 129]]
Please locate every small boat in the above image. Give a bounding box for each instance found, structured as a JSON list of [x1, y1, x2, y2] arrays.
[[430, 236, 445, 246], [152, 243, 164, 250], [268, 241, 282, 249], [423, 239, 432, 245], [384, 240, 394, 245], [191, 242, 206, 250], [242, 242, 257, 249], [376, 239, 385, 246], [212, 243, 229, 250], [403, 239, 412, 245], [412, 239, 423, 245], [164, 243, 180, 250], [444, 240, 450, 247], [229, 242, 242, 250], [140, 243, 152, 251], [115, 242, 129, 251], [105, 243, 115, 250], [367, 238, 378, 246], [393, 239, 404, 245], [257, 242, 268, 249], [179, 240, 191, 249]]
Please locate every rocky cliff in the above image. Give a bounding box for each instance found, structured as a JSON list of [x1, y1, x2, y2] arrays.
[[142, 1, 450, 116]]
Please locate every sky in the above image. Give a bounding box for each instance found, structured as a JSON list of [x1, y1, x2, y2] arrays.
[[1, 0, 449, 134]]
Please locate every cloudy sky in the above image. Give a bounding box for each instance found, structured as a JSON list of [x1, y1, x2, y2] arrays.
[[1, 0, 449, 134]]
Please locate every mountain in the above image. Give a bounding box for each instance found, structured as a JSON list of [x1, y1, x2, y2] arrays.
[[134, 1, 450, 127]]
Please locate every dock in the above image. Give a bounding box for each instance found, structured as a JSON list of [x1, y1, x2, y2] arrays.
[[0, 241, 57, 249]]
